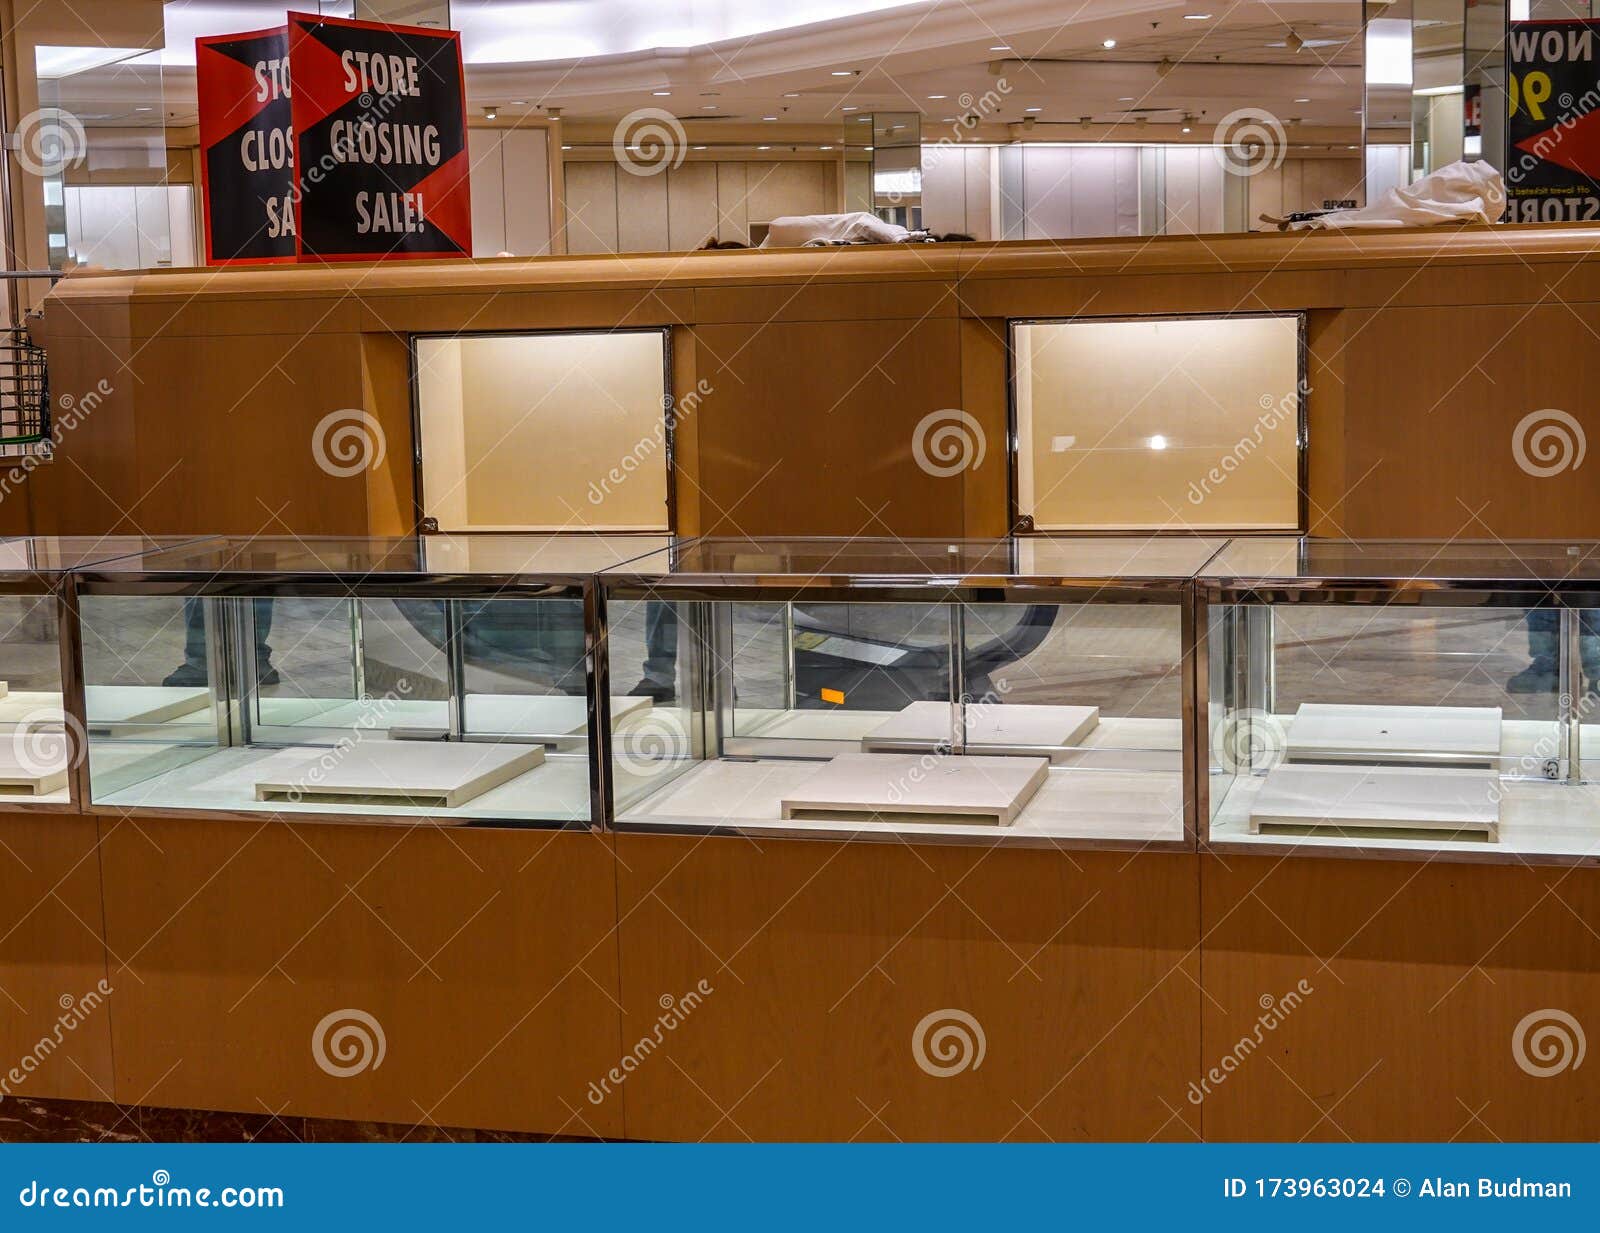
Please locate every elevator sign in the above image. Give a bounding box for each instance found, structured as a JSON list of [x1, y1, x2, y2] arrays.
[[196, 26, 298, 264], [287, 11, 472, 260], [1507, 20, 1600, 222]]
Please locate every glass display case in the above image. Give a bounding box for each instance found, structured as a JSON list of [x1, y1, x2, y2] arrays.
[[73, 534, 668, 825], [0, 537, 195, 809], [598, 536, 1219, 847], [1201, 538, 1600, 863]]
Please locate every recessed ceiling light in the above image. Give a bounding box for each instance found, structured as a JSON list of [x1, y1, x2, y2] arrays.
[[652, 90, 671, 96], [757, 145, 771, 150], [865, 145, 873, 151], [763, 115, 777, 120], [1184, 13, 1212, 19], [842, 105, 858, 112], [820, 145, 834, 150], [928, 94, 947, 99], [1149, 434, 1169, 451], [831, 70, 855, 76], [1025, 106, 1042, 112], [990, 45, 1011, 51], [783, 92, 800, 98], [1102, 38, 1117, 48], [510, 99, 527, 105], [693, 145, 707, 150], [483, 106, 497, 120], [702, 104, 718, 110], [1295, 97, 1311, 103], [562, 144, 572, 150], [1118, 96, 1135, 101], [134, 106, 153, 112]]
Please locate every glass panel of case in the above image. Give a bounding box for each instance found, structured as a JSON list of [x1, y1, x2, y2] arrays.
[[78, 534, 667, 824], [1204, 538, 1600, 860], [604, 536, 1219, 844]]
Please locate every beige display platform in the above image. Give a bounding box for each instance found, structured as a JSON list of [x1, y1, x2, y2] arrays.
[[780, 751, 1049, 827], [1249, 763, 1501, 840], [1287, 703, 1502, 766], [465, 693, 651, 738], [0, 744, 67, 796], [255, 741, 545, 808], [85, 685, 212, 727], [861, 700, 1099, 761]]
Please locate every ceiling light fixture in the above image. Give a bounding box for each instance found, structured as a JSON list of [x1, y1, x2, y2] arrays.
[[831, 70, 856, 76], [1025, 106, 1042, 113], [483, 106, 497, 120], [783, 92, 800, 98], [928, 94, 947, 99], [1102, 38, 1117, 48], [990, 45, 1010, 51], [652, 90, 671, 96], [1295, 97, 1311, 103], [763, 115, 777, 120], [1184, 12, 1212, 19]]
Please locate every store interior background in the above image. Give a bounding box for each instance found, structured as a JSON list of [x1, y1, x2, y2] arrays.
[[0, 0, 1541, 318]]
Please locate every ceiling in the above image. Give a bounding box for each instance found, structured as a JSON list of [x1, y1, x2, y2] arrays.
[[40, 0, 1385, 144]]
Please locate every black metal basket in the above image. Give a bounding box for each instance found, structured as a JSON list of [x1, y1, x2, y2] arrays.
[[0, 326, 49, 449]]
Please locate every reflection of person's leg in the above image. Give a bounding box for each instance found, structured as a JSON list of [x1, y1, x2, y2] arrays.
[[162, 598, 210, 687], [1510, 609, 1560, 694], [631, 602, 678, 701], [253, 598, 278, 684]]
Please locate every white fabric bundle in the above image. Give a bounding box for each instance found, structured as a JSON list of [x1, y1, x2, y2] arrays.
[[1294, 160, 1507, 230], [760, 212, 911, 247]]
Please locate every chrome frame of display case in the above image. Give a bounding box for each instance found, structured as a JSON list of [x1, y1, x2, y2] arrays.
[[1197, 540, 1600, 867], [406, 326, 678, 535], [68, 537, 638, 830], [598, 539, 1202, 851], [1004, 311, 1309, 535]]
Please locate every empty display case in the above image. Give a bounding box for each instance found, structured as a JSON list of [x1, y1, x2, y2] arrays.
[[74, 534, 668, 825], [598, 536, 1219, 847], [1201, 538, 1600, 863]]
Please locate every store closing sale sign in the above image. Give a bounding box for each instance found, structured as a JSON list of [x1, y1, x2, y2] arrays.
[[196, 26, 297, 263], [287, 11, 471, 259], [1508, 19, 1600, 221]]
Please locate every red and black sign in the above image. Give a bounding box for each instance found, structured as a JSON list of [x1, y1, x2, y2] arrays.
[[196, 26, 297, 264], [287, 11, 471, 260], [1507, 19, 1600, 222]]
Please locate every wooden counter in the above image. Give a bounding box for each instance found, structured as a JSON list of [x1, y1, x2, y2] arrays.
[[32, 222, 1600, 540]]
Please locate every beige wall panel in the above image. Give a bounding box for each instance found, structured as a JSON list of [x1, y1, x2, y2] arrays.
[[963, 147, 994, 240], [503, 128, 553, 256], [715, 163, 749, 244], [468, 129, 507, 257], [617, 171, 670, 255], [744, 162, 828, 228], [99, 817, 626, 1137], [615, 835, 1201, 1142], [564, 162, 619, 254], [667, 163, 720, 252], [0, 815, 114, 1105]]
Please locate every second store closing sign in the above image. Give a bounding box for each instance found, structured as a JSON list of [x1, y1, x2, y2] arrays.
[[287, 11, 472, 260]]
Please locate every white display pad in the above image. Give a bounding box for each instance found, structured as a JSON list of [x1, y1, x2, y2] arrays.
[[1249, 764, 1500, 839], [861, 700, 1099, 760], [255, 741, 546, 808], [1287, 703, 1502, 766], [780, 751, 1049, 827], [465, 693, 650, 737], [0, 743, 67, 796], [85, 685, 212, 726]]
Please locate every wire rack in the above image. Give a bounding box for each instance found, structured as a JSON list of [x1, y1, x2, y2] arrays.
[[0, 325, 49, 452]]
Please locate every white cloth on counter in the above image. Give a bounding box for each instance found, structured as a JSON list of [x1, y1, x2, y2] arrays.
[[1293, 160, 1506, 229], [760, 212, 911, 247]]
